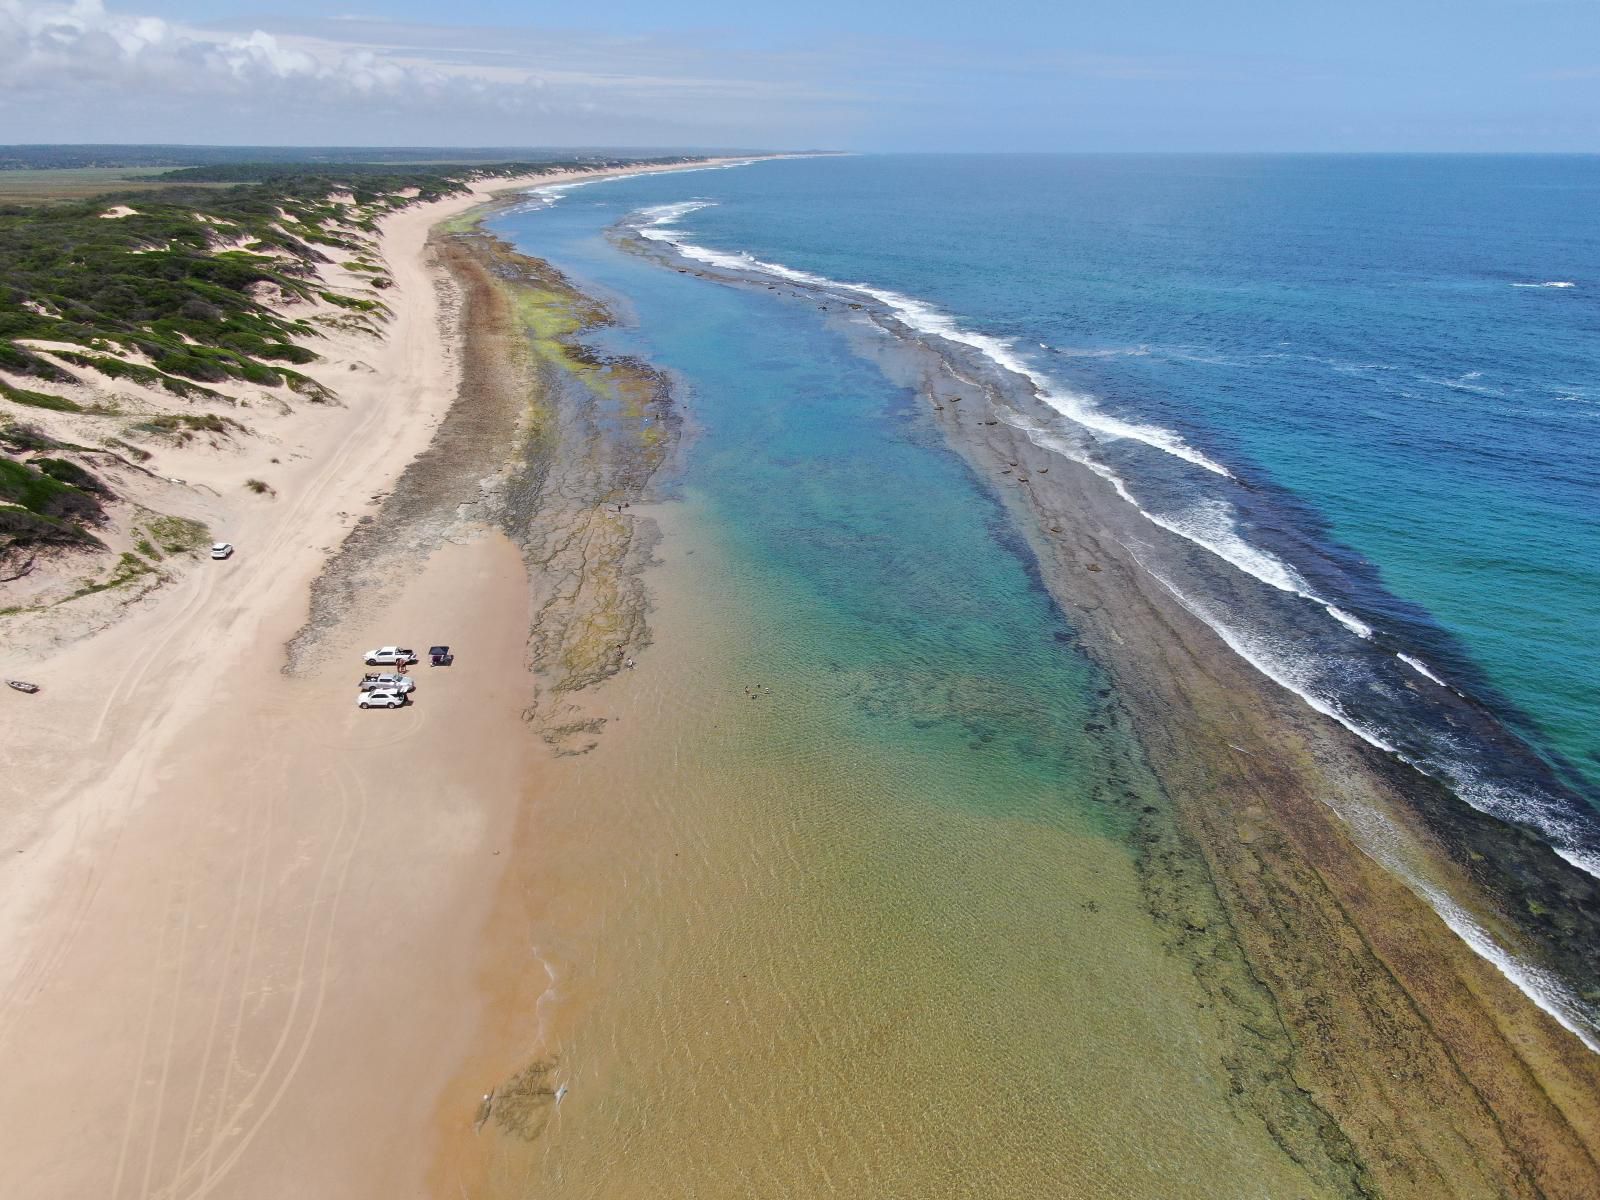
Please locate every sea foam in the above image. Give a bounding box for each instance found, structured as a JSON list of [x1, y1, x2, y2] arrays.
[[1397, 652, 1447, 686], [637, 204, 1237, 479], [1136, 561, 1600, 1052]]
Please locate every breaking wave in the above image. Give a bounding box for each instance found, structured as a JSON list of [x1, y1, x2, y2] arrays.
[[637, 203, 1236, 479], [1135, 563, 1600, 1052], [1398, 652, 1447, 687]]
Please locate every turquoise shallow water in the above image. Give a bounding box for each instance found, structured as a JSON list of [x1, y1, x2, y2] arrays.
[[497, 183, 1124, 830]]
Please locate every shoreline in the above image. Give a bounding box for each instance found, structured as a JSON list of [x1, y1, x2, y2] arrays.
[[0, 156, 729, 1197]]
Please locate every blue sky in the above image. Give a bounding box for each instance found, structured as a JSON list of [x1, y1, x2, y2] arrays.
[[3, 0, 1598, 149]]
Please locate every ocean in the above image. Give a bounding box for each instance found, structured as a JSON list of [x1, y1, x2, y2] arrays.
[[482, 154, 1600, 1193], [642, 155, 1600, 803]]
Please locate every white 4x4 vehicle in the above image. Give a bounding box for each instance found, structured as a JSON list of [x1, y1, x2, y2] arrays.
[[363, 646, 418, 666], [210, 542, 234, 560], [359, 673, 416, 694], [357, 688, 408, 710]]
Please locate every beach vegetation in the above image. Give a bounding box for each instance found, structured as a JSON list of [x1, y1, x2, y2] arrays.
[[0, 503, 84, 550], [0, 153, 696, 562], [0, 457, 103, 523], [34, 457, 109, 494], [0, 379, 82, 412], [131, 412, 237, 440], [145, 513, 209, 553], [102, 437, 151, 461], [317, 291, 386, 313], [64, 551, 153, 601], [0, 456, 105, 551], [0, 422, 58, 452]]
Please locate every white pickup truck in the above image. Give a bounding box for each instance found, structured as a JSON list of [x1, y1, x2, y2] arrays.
[[359, 672, 416, 694], [357, 688, 408, 710], [363, 646, 418, 666]]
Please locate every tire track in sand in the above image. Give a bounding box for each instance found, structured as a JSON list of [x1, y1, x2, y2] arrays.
[[170, 761, 369, 1200]]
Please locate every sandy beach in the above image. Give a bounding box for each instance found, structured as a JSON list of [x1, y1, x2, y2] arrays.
[[0, 158, 732, 1198]]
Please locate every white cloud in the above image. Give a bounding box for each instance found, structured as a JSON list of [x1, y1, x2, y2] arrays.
[[0, 0, 496, 101], [0, 0, 884, 148], [0, 1, 832, 146]]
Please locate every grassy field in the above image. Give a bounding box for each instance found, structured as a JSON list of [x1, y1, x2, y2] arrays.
[[0, 168, 241, 206]]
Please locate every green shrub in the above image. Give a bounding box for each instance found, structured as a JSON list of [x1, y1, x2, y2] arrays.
[[132, 412, 233, 437], [317, 291, 382, 312], [55, 350, 159, 385], [259, 342, 315, 364], [35, 456, 108, 493], [153, 350, 230, 383], [0, 457, 103, 523], [282, 371, 333, 401], [0, 502, 90, 549], [0, 380, 81, 412], [146, 513, 208, 552], [1, 422, 58, 451], [236, 360, 279, 385]]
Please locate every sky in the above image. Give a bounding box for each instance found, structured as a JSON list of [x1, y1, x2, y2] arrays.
[[2, 0, 1598, 151]]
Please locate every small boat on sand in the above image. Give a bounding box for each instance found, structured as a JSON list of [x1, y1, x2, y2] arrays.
[[6, 680, 40, 694]]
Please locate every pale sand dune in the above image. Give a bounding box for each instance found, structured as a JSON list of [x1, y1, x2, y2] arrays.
[[0, 159, 733, 1198]]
